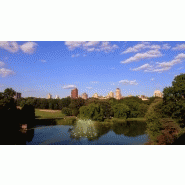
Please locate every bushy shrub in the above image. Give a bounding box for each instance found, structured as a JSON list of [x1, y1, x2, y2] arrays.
[[156, 118, 180, 145], [61, 107, 72, 116]]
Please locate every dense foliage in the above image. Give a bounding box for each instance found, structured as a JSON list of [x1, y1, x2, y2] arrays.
[[162, 73, 185, 124], [79, 103, 104, 121], [112, 103, 130, 119]]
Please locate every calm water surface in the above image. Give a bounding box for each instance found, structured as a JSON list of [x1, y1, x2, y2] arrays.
[[25, 121, 149, 145]]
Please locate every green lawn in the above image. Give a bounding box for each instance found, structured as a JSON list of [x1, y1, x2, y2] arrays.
[[111, 117, 146, 122], [35, 109, 65, 119]]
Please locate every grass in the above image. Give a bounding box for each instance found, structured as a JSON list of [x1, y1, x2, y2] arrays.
[[35, 109, 65, 119], [111, 117, 146, 122]]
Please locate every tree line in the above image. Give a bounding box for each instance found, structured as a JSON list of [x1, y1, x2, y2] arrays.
[[14, 92, 159, 121]]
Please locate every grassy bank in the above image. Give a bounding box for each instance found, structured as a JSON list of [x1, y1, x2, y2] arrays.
[[109, 117, 146, 122], [35, 109, 65, 119]]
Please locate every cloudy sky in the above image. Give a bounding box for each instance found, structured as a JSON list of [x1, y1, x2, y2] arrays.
[[0, 41, 185, 98]]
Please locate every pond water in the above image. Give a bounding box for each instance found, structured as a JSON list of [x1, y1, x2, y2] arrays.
[[24, 120, 149, 145]]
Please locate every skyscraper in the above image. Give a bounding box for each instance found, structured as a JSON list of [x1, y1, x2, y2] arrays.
[[115, 88, 121, 100], [14, 92, 21, 99], [71, 88, 78, 99], [47, 93, 52, 99]]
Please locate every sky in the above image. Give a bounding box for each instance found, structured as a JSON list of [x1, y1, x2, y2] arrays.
[[0, 41, 185, 98]]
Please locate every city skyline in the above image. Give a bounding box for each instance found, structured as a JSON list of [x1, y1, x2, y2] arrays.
[[0, 41, 185, 98]]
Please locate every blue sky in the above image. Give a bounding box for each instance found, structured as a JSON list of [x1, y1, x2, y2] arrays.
[[0, 41, 185, 98]]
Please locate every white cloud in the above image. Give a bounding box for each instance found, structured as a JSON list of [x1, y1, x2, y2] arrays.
[[65, 41, 86, 50], [121, 50, 162, 63], [0, 61, 5, 67], [65, 41, 118, 53], [71, 54, 80, 58], [62, 85, 76, 89], [0, 68, 15, 77], [86, 87, 93, 89], [132, 63, 152, 71], [83, 41, 100, 47], [131, 53, 185, 73], [162, 44, 171, 50], [20, 42, 38, 54], [172, 44, 185, 50], [121, 42, 161, 54], [175, 53, 185, 60], [91, 81, 99, 83], [150, 78, 155, 81], [119, 80, 138, 85], [0, 41, 19, 53], [99, 41, 119, 53]]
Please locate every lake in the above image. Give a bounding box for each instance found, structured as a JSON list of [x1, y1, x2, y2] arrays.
[[23, 120, 149, 145]]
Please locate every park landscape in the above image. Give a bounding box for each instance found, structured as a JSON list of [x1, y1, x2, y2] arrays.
[[0, 73, 185, 145], [1, 41, 185, 145]]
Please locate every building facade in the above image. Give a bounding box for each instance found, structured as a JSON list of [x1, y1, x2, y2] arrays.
[[14, 92, 21, 99], [107, 91, 114, 98], [71, 88, 78, 99], [115, 88, 121, 100], [47, 93, 52, 99], [82, 93, 88, 100], [154, 90, 163, 98], [92, 93, 98, 98]]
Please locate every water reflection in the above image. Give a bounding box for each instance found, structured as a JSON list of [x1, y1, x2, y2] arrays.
[[68, 119, 147, 142], [112, 121, 147, 137], [2, 119, 148, 145]]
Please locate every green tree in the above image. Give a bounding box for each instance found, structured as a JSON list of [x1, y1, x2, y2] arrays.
[[69, 98, 85, 116], [79, 103, 104, 121], [112, 103, 130, 119], [3, 88, 16, 99], [162, 73, 185, 123], [138, 104, 149, 117]]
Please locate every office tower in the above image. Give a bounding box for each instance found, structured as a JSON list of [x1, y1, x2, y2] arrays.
[[14, 92, 21, 99], [115, 88, 121, 100], [47, 93, 52, 99], [71, 88, 78, 99], [82, 93, 88, 100]]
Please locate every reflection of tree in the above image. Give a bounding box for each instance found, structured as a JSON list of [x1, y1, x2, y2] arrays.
[[112, 121, 147, 137], [0, 128, 34, 145]]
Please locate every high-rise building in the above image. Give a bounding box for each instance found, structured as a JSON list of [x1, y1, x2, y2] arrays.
[[71, 88, 78, 99], [55, 95, 60, 99], [92, 93, 98, 98], [115, 88, 121, 100], [14, 92, 21, 99], [82, 93, 88, 100], [47, 93, 52, 99], [107, 91, 114, 98], [154, 90, 163, 98]]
